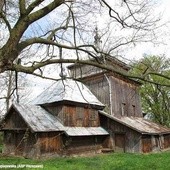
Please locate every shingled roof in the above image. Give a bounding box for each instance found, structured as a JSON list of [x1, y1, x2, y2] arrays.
[[99, 111, 170, 135], [32, 79, 105, 108], [9, 103, 65, 132], [2, 103, 108, 136]]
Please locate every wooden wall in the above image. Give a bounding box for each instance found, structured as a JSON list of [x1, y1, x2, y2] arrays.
[[99, 114, 170, 153], [69, 64, 102, 79], [37, 132, 63, 156], [44, 105, 64, 123], [3, 109, 28, 129], [99, 114, 141, 153], [141, 135, 152, 153], [45, 104, 99, 127], [141, 135, 169, 153], [83, 73, 142, 117], [164, 134, 170, 149], [85, 76, 111, 113], [3, 130, 36, 157], [3, 131, 63, 158], [63, 136, 105, 155], [110, 76, 142, 117], [68, 59, 129, 79]]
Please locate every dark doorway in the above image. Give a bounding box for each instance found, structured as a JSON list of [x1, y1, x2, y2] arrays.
[[142, 135, 152, 153], [115, 134, 125, 152]]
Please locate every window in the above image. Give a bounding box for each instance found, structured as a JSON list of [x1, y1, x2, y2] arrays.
[[121, 103, 126, 116], [89, 110, 97, 120], [76, 107, 84, 119], [132, 105, 136, 116]]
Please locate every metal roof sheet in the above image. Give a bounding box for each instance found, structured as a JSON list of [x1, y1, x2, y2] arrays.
[[13, 103, 65, 132], [65, 127, 109, 136], [99, 111, 170, 135], [4, 103, 108, 137], [32, 79, 104, 107]]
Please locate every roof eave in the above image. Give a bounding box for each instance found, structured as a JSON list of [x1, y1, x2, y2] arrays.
[[12, 103, 35, 133], [99, 111, 170, 135], [38, 100, 105, 110]]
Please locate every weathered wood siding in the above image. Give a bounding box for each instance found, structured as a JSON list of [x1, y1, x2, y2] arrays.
[[82, 73, 142, 117], [37, 132, 63, 155], [69, 64, 102, 79], [99, 114, 170, 153], [85, 75, 110, 113], [63, 105, 99, 127], [45, 105, 99, 127], [3, 109, 27, 129], [44, 105, 63, 120], [63, 136, 105, 155], [99, 114, 141, 153], [3, 131, 63, 158], [68, 59, 129, 79], [164, 134, 170, 149], [110, 76, 142, 117], [3, 130, 36, 157], [114, 134, 125, 152], [142, 135, 152, 153]]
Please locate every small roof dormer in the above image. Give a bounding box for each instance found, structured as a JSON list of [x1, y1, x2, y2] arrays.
[[32, 79, 105, 109]]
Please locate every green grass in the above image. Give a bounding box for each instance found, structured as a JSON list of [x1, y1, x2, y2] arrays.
[[0, 152, 170, 170]]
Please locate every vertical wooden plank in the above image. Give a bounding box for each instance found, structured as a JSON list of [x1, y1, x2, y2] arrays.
[[115, 134, 125, 152], [110, 77, 116, 116], [64, 105, 76, 126], [142, 136, 152, 153], [76, 107, 84, 127], [84, 107, 89, 127]]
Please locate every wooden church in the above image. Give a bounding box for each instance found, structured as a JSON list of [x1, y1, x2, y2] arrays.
[[1, 58, 170, 158], [1, 29, 170, 158], [68, 57, 170, 153], [0, 79, 109, 158]]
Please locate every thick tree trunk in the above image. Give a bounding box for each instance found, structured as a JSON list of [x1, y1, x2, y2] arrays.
[[0, 16, 30, 72]]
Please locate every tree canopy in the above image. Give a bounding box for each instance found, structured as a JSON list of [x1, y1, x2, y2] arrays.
[[131, 55, 170, 126], [0, 0, 169, 85]]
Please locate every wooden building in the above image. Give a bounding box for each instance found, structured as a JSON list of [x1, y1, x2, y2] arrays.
[[99, 111, 170, 153], [67, 57, 142, 116], [0, 79, 109, 158], [1, 56, 170, 158], [67, 56, 170, 153]]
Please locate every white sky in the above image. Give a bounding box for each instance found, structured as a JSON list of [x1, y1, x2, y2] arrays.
[[23, 0, 170, 92], [0, 0, 170, 114], [124, 0, 170, 60], [22, 0, 170, 62]]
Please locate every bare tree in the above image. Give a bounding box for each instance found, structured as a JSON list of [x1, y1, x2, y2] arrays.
[[0, 70, 33, 113], [0, 0, 169, 86], [0, 71, 14, 108], [0, 0, 5, 12]]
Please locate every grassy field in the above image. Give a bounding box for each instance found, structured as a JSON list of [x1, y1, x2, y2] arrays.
[[0, 152, 170, 170]]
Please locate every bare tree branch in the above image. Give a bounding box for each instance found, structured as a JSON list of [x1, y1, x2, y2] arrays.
[[11, 58, 170, 87], [0, 0, 167, 88], [19, 0, 26, 16], [0, 11, 11, 31], [27, 0, 65, 24]]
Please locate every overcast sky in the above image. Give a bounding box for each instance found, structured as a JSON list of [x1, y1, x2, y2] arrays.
[[0, 0, 170, 114], [124, 0, 170, 60]]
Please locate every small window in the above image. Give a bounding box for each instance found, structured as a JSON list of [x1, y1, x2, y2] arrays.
[[132, 105, 135, 116], [98, 81, 103, 87], [89, 110, 97, 120], [121, 103, 126, 116], [76, 107, 84, 119]]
